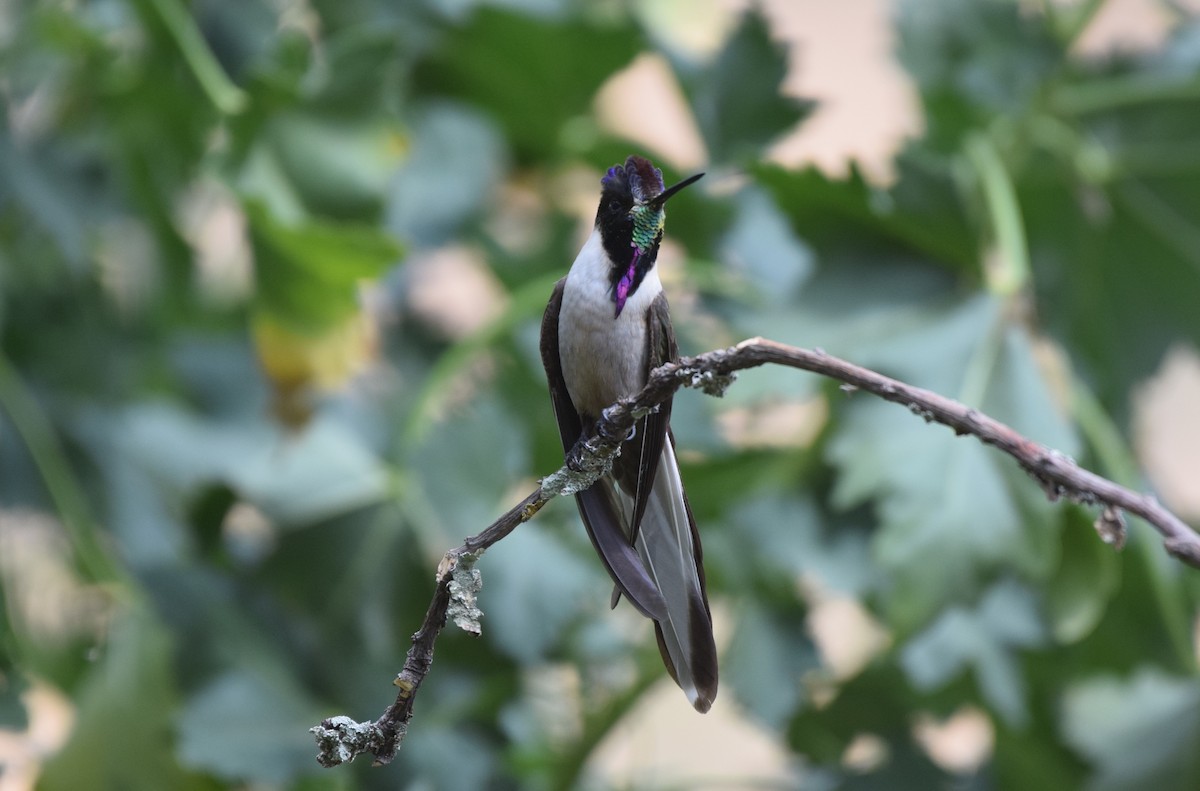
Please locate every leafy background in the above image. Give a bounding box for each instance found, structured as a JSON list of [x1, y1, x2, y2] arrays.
[[2, 0, 1200, 789]]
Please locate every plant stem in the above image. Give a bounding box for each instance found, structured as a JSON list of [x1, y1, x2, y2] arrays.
[[144, 0, 247, 115], [1054, 73, 1200, 116], [0, 354, 125, 586], [964, 133, 1030, 297]]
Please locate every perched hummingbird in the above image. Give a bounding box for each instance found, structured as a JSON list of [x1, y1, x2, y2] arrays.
[[540, 155, 717, 712]]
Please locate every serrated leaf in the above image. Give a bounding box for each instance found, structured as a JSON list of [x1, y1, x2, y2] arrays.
[[177, 669, 323, 784], [677, 10, 813, 163], [412, 7, 642, 159], [896, 0, 1060, 133], [752, 163, 977, 271], [1062, 669, 1200, 791], [901, 578, 1045, 727], [825, 295, 1077, 625], [1024, 175, 1200, 414], [718, 186, 813, 306]]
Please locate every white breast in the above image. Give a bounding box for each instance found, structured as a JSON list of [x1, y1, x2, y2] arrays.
[[558, 228, 662, 417]]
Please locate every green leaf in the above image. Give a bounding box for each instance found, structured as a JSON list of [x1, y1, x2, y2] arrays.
[[1024, 175, 1200, 414], [786, 662, 932, 770], [483, 521, 601, 663], [825, 295, 1076, 625], [717, 186, 813, 306], [0, 675, 27, 730], [840, 741, 952, 790], [245, 200, 401, 330], [1062, 669, 1200, 791], [726, 252, 957, 367], [1045, 506, 1121, 644], [268, 112, 408, 219], [189, 0, 284, 83], [306, 23, 409, 114], [895, 0, 1060, 138], [405, 396, 529, 547], [993, 711, 1090, 790], [900, 578, 1045, 726], [724, 601, 819, 729], [676, 10, 813, 164], [0, 583, 28, 729], [176, 669, 324, 785], [110, 402, 391, 531], [225, 415, 393, 524], [752, 163, 977, 272], [386, 102, 505, 246], [37, 607, 209, 791], [412, 7, 643, 160], [403, 271, 561, 445], [710, 492, 875, 599], [0, 132, 91, 267], [396, 724, 498, 790]]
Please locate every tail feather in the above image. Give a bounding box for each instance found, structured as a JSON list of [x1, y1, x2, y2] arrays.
[[606, 441, 717, 712]]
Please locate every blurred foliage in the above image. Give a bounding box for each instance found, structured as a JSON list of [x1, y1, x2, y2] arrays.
[[2, 0, 1200, 789]]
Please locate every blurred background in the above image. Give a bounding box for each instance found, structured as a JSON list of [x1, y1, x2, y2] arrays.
[[3, 0, 1200, 788]]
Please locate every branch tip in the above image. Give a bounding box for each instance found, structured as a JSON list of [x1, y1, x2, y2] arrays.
[[1165, 537, 1200, 568], [311, 716, 385, 768]]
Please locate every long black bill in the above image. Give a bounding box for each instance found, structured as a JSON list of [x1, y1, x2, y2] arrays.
[[649, 172, 704, 209]]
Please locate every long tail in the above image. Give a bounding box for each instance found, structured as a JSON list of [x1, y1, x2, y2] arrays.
[[606, 440, 718, 712]]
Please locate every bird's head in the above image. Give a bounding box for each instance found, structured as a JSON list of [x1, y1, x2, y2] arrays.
[[596, 155, 703, 317]]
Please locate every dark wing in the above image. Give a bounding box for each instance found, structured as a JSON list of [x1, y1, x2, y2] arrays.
[[612, 291, 676, 543], [540, 279, 667, 621], [539, 279, 582, 452]]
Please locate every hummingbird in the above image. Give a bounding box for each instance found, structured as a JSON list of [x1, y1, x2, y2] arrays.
[[540, 155, 717, 712]]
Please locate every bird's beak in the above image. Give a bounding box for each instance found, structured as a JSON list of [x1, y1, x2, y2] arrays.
[[649, 172, 704, 209]]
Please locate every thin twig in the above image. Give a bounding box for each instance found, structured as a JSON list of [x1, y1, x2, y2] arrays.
[[311, 336, 1200, 768]]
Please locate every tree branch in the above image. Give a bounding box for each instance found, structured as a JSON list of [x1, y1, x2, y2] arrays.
[[311, 336, 1200, 768]]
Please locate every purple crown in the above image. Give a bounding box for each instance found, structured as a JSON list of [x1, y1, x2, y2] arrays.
[[601, 155, 664, 203]]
